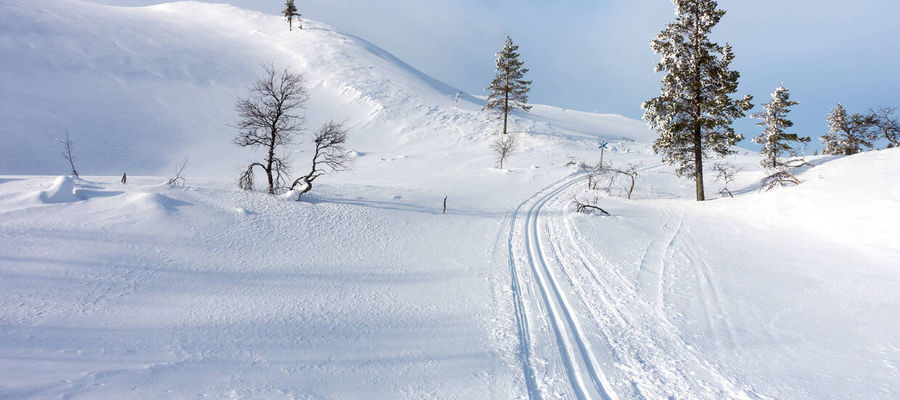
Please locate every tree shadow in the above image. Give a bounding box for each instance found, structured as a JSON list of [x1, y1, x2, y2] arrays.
[[304, 194, 504, 217]]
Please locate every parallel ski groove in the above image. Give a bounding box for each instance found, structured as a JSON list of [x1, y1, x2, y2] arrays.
[[509, 175, 617, 400]]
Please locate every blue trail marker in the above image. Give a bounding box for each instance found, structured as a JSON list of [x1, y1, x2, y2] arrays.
[[598, 140, 609, 166]]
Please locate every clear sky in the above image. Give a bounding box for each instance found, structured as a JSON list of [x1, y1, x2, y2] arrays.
[[84, 0, 900, 152]]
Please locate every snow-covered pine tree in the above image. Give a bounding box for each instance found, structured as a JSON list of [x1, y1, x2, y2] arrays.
[[484, 36, 532, 135], [820, 104, 879, 155], [642, 0, 753, 201], [751, 86, 809, 170], [283, 0, 301, 31]]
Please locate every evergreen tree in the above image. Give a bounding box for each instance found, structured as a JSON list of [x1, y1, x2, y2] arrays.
[[642, 0, 753, 201], [283, 0, 302, 31], [485, 36, 532, 135], [751, 86, 809, 170], [821, 104, 879, 155]]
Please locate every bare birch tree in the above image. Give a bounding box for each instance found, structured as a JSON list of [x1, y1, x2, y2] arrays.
[[491, 133, 518, 169], [290, 122, 352, 199], [234, 65, 308, 194]]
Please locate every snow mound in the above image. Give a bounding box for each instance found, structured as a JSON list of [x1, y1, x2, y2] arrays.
[[712, 148, 900, 252], [122, 192, 189, 214], [37, 176, 79, 204]]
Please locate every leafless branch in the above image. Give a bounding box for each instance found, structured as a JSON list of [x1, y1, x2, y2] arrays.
[[713, 162, 739, 198], [580, 161, 639, 199], [239, 162, 266, 191], [872, 106, 900, 148], [58, 129, 78, 177], [491, 133, 519, 169], [572, 195, 611, 216], [167, 158, 189, 186], [290, 121, 352, 200], [607, 164, 640, 200], [760, 170, 800, 192], [782, 158, 814, 169]]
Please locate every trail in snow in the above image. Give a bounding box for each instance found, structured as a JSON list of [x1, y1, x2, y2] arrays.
[[508, 169, 771, 399], [509, 175, 617, 400]]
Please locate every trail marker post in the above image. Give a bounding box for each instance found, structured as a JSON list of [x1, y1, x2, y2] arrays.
[[598, 140, 609, 167]]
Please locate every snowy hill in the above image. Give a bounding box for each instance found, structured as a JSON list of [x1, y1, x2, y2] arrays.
[[1, 1, 898, 399], [0, 0, 650, 180]]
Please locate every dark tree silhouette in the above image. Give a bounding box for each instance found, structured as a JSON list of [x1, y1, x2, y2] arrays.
[[59, 129, 78, 177], [290, 122, 352, 199], [234, 65, 308, 194]]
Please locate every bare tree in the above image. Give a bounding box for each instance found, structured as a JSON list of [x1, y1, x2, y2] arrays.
[[579, 162, 603, 190], [761, 170, 800, 192], [606, 164, 640, 200], [491, 133, 518, 169], [58, 129, 78, 177], [290, 122, 352, 199], [235, 65, 308, 194], [872, 106, 900, 148], [579, 161, 639, 199], [167, 158, 189, 186], [713, 163, 739, 198]]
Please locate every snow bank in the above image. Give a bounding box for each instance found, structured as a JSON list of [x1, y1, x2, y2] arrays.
[[37, 176, 79, 204], [122, 192, 189, 214], [711, 148, 900, 252]]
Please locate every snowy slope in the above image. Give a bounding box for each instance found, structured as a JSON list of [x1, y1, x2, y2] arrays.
[[0, 0, 649, 180], [541, 149, 900, 399], [1, 1, 898, 399]]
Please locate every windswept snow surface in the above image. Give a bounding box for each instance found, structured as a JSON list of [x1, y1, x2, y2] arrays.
[[1, 1, 899, 399]]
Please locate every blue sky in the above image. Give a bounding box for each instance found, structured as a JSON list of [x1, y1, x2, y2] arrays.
[[87, 0, 900, 152]]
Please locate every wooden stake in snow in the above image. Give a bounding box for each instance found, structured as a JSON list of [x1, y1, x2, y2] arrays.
[[443, 195, 447, 214]]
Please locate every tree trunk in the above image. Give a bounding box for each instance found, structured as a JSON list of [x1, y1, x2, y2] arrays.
[[502, 85, 509, 135], [266, 128, 277, 194], [693, 124, 705, 201], [691, 7, 705, 202], [289, 18, 293, 31]]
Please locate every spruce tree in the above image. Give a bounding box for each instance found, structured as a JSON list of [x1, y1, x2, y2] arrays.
[[485, 36, 532, 135], [283, 0, 301, 31], [821, 104, 879, 155], [642, 0, 753, 201], [751, 86, 809, 170]]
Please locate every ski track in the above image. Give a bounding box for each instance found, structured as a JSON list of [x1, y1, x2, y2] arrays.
[[509, 175, 617, 400], [509, 171, 767, 399]]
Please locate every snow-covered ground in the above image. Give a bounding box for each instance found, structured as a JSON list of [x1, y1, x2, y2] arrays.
[[1, 1, 898, 399]]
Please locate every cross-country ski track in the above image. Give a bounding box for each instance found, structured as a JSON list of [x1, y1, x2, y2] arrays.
[[507, 172, 767, 400]]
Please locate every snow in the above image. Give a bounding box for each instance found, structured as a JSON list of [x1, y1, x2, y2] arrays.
[[1, 0, 898, 399]]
